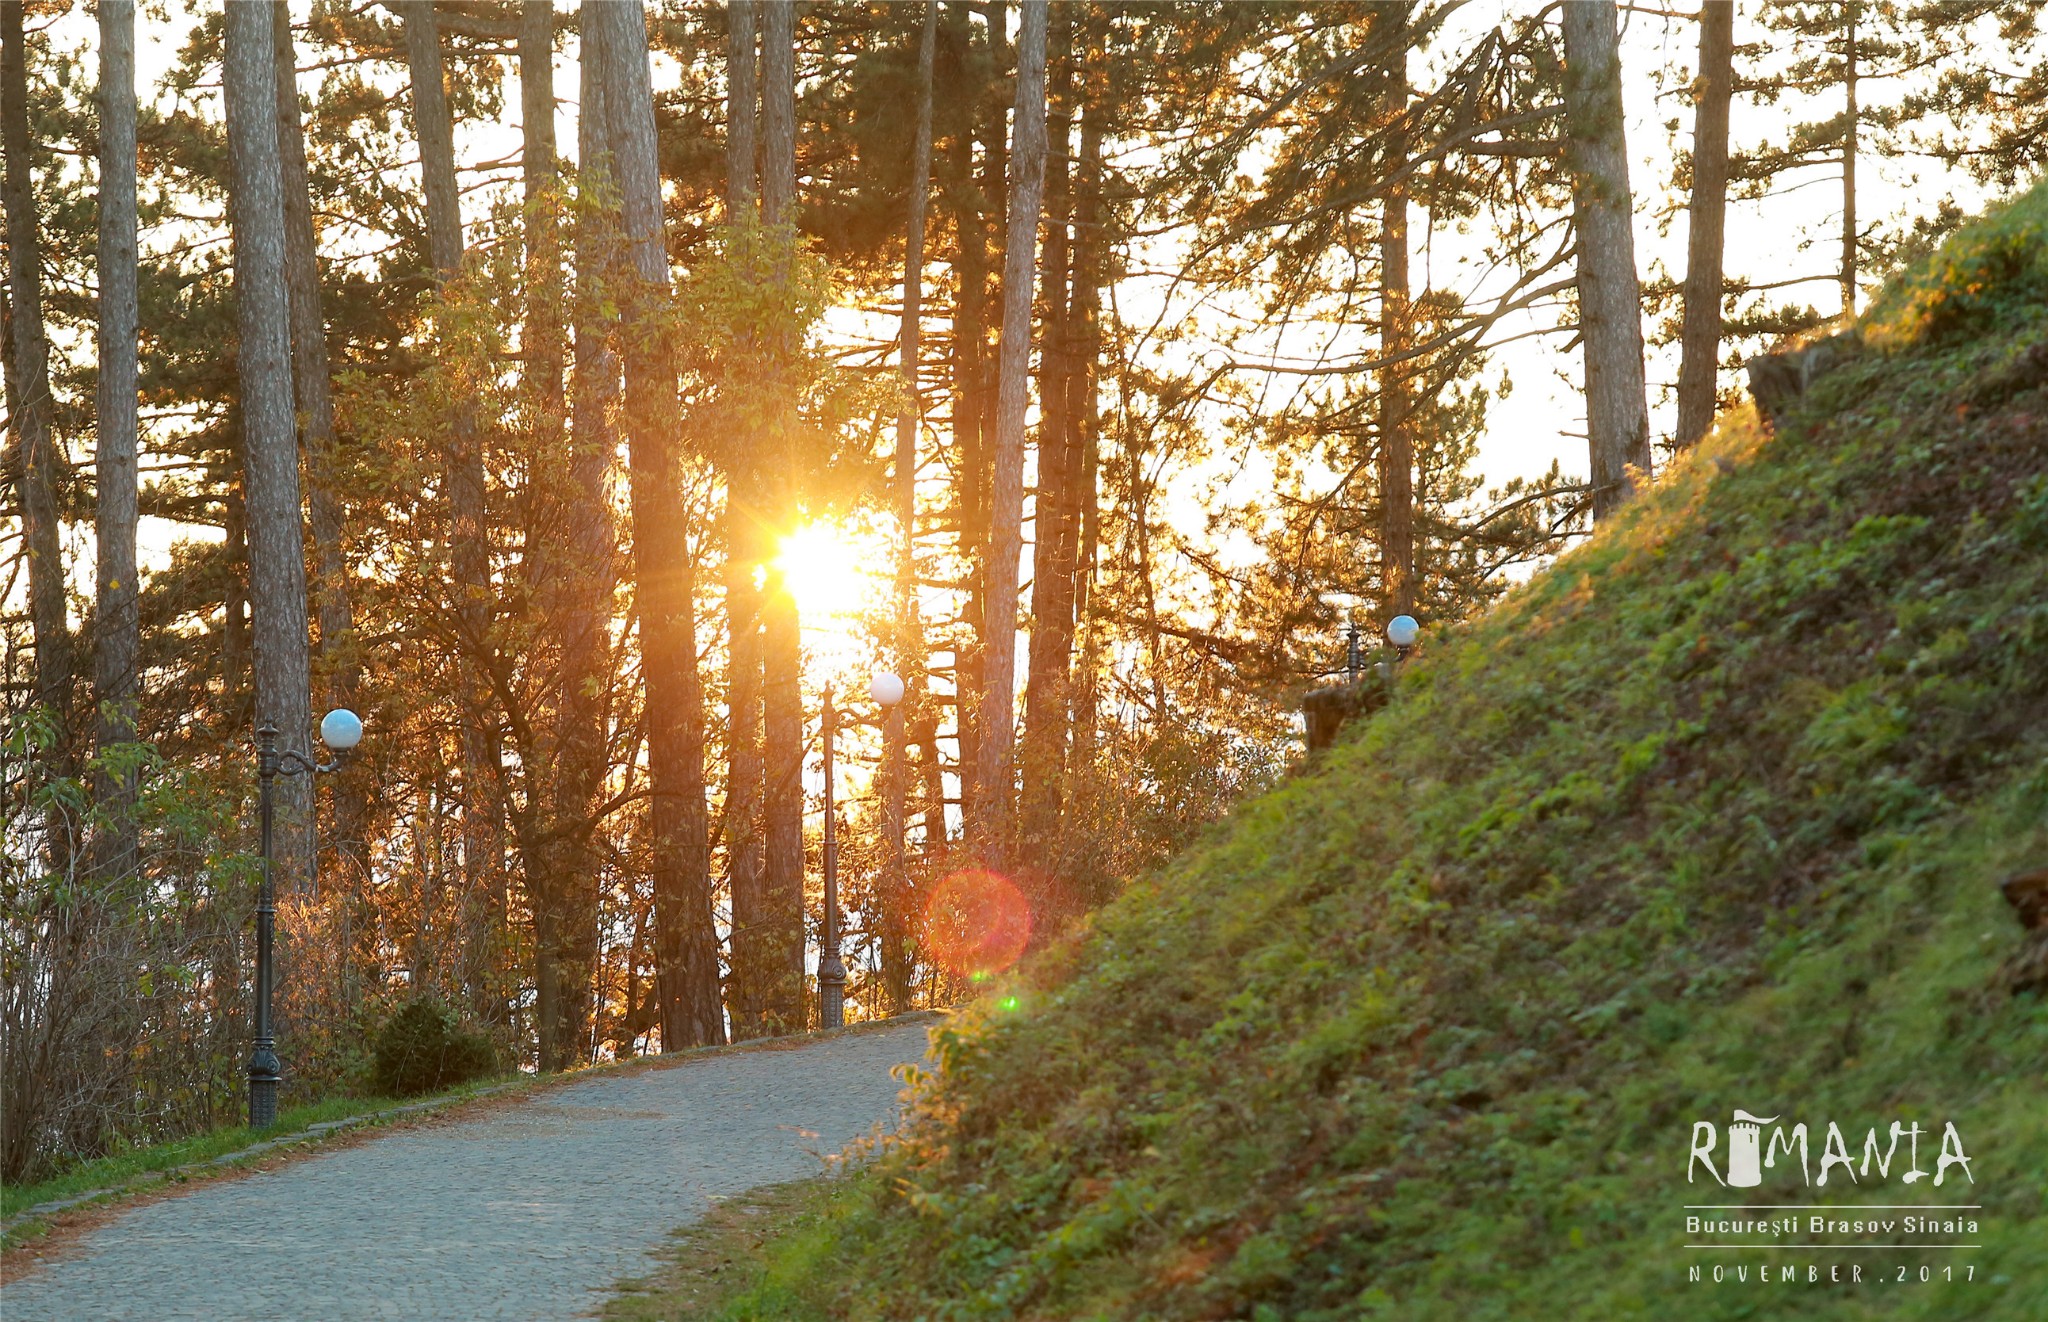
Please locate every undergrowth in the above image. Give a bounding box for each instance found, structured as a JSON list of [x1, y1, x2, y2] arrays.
[[711, 188, 2048, 1319]]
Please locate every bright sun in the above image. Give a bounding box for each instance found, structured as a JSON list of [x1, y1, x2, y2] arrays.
[[773, 522, 877, 622]]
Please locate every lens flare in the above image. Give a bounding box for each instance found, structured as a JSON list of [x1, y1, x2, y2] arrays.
[[922, 869, 1033, 979]]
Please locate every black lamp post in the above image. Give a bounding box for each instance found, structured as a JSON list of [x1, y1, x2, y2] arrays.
[[817, 673, 903, 1029], [249, 708, 362, 1128]]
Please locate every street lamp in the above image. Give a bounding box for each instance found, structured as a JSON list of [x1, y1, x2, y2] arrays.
[[1375, 614, 1421, 681], [817, 673, 903, 1029], [249, 708, 362, 1128]]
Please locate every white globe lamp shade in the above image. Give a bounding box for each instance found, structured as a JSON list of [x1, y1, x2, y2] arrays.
[[1386, 615, 1421, 649], [869, 671, 906, 708], [320, 708, 364, 751]]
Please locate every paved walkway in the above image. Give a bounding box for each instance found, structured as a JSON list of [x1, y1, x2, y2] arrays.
[[3, 1021, 933, 1321]]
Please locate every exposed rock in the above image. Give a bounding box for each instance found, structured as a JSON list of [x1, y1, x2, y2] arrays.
[[1747, 330, 1861, 427]]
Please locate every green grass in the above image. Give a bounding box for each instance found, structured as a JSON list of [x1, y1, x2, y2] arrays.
[[605, 1180, 842, 1320], [0, 1074, 519, 1224], [699, 186, 2048, 1319]]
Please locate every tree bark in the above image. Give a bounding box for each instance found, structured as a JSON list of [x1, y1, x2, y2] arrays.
[[727, 0, 758, 213], [758, 0, 805, 1030], [525, 0, 622, 1072], [1674, 0, 1734, 450], [1020, 3, 1076, 872], [1561, 0, 1651, 523], [513, 0, 569, 1047], [224, 0, 315, 890], [946, 3, 989, 833], [519, 0, 562, 482], [273, 3, 367, 895], [722, 0, 768, 1039], [93, 0, 140, 881], [1378, 24, 1415, 619], [883, 0, 939, 1013], [594, 0, 726, 1050], [401, 0, 504, 1008], [1842, 1, 1859, 317], [969, 0, 1048, 864], [3, 0, 71, 759], [760, 0, 795, 230], [1064, 78, 1104, 790]]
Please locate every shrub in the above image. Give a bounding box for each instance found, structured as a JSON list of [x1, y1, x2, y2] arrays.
[[372, 1000, 497, 1097], [1863, 180, 2048, 350]]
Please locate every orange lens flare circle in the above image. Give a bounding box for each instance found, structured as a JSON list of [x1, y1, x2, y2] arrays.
[[922, 870, 1033, 980]]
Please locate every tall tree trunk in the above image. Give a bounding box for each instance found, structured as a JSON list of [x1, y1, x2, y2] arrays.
[[1674, 0, 1734, 450], [1561, 0, 1651, 523], [517, 0, 570, 1049], [1020, 4, 1076, 875], [1841, 1, 1859, 317], [273, 2, 366, 897], [595, 0, 726, 1050], [946, 7, 988, 831], [224, 1, 315, 891], [728, 0, 758, 211], [401, 0, 504, 1010], [958, 3, 1012, 832], [93, 0, 140, 881], [969, 0, 1048, 864], [530, 1, 621, 1072], [757, 0, 805, 1031], [722, 0, 768, 1039], [1064, 81, 1104, 793], [221, 483, 251, 726], [883, 0, 939, 1014], [3, 0, 71, 768], [1378, 23, 1415, 621]]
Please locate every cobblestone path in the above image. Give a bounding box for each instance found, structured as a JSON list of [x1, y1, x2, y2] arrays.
[[3, 1021, 933, 1321]]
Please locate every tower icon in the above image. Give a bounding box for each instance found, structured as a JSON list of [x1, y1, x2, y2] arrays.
[[1727, 1110, 1778, 1188]]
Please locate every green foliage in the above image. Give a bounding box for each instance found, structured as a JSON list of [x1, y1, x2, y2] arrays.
[[372, 1000, 496, 1099], [1864, 185, 2048, 350], [707, 188, 2048, 1320]]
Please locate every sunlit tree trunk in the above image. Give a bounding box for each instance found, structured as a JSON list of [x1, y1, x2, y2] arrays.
[[969, 0, 1048, 865], [1561, 0, 1651, 522], [723, 0, 769, 1039], [1021, 4, 1076, 883], [93, 0, 140, 881], [758, 0, 806, 1031], [223, 0, 315, 890], [1674, 0, 1734, 449], [883, 0, 939, 1013], [595, 0, 726, 1050], [273, 3, 367, 908], [3, 0, 72, 778]]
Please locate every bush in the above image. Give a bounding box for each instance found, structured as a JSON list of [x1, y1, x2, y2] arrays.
[[1863, 180, 2048, 350], [372, 1000, 497, 1097]]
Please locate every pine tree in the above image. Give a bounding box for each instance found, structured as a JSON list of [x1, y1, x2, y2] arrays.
[[223, 0, 315, 889], [594, 0, 725, 1050], [1674, 0, 1735, 450], [970, 0, 1049, 865], [3, 0, 71, 774], [93, 0, 140, 880], [1561, 0, 1651, 520]]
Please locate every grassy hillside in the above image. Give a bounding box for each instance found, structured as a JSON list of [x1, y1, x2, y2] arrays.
[[725, 189, 2048, 1320]]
